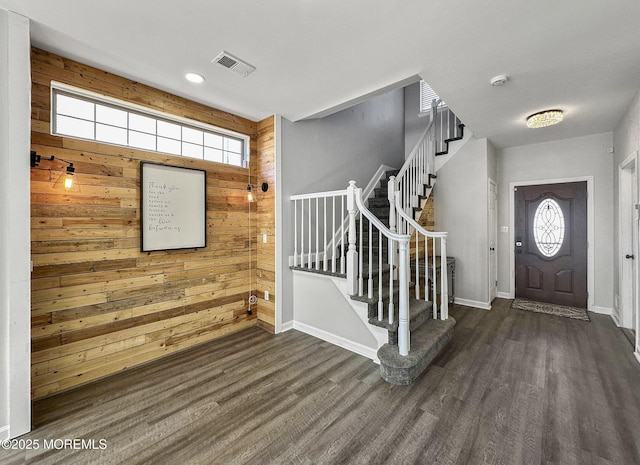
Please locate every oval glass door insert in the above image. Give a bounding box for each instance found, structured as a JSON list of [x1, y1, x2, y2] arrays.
[[533, 198, 565, 257]]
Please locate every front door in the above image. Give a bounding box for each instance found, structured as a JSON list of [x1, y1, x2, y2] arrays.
[[515, 182, 588, 308]]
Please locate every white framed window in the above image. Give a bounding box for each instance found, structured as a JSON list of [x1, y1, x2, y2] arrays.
[[51, 82, 250, 168], [419, 80, 446, 114]]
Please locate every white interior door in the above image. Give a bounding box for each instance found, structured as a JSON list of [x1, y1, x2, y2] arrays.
[[619, 152, 638, 333]]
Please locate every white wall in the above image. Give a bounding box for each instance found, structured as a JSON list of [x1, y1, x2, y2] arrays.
[[435, 137, 492, 308], [292, 272, 379, 359], [497, 132, 615, 311], [0, 9, 31, 439], [280, 89, 406, 326]]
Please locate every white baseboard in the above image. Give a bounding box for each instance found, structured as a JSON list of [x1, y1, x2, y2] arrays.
[[292, 320, 378, 361], [611, 311, 622, 327], [0, 425, 9, 441], [454, 297, 491, 310], [280, 321, 294, 332], [496, 292, 512, 299], [589, 305, 612, 316]]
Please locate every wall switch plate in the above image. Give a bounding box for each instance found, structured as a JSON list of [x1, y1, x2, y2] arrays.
[[264, 290, 269, 301], [262, 234, 268, 243]]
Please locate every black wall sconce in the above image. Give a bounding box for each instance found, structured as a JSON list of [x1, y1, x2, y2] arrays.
[[30, 150, 76, 190], [246, 182, 269, 202]]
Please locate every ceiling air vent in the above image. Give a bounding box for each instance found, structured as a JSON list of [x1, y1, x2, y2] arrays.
[[212, 51, 256, 77]]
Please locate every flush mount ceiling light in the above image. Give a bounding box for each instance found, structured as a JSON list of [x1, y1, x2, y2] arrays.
[[490, 74, 509, 87], [526, 109, 564, 129], [185, 72, 205, 84]]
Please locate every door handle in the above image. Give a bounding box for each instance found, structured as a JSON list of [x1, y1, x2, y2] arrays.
[[626, 254, 635, 259]]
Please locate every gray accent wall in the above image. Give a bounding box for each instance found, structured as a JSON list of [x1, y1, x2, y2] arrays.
[[497, 132, 615, 311], [280, 89, 406, 325], [404, 81, 428, 159]]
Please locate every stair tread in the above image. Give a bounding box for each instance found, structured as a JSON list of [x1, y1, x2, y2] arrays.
[[367, 298, 432, 332], [377, 317, 456, 385]]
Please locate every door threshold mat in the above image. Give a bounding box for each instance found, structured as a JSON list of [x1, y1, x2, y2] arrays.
[[511, 298, 590, 321]]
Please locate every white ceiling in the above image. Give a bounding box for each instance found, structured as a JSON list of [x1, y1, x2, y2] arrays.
[[3, 0, 640, 148]]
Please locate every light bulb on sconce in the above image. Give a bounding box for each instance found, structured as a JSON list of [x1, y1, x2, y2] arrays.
[[63, 163, 75, 190], [247, 182, 269, 202]]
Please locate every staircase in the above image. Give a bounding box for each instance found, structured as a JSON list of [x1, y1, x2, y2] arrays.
[[289, 100, 462, 385], [353, 171, 454, 385]]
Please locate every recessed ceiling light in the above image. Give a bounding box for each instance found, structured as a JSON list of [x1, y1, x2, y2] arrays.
[[526, 109, 564, 128], [185, 72, 205, 84]]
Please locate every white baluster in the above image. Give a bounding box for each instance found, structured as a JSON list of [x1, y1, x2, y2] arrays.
[[432, 237, 437, 319], [378, 229, 383, 321], [346, 181, 358, 295], [388, 176, 397, 234], [368, 220, 373, 299], [441, 237, 448, 320], [315, 198, 320, 270], [358, 211, 363, 296], [341, 195, 345, 274], [300, 199, 305, 267], [424, 236, 428, 303], [388, 237, 394, 326], [307, 198, 312, 269], [323, 197, 327, 272], [293, 199, 298, 267], [398, 239, 410, 356], [415, 233, 420, 299], [332, 196, 336, 273]]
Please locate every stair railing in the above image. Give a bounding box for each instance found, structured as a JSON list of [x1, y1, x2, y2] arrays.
[[289, 165, 397, 275], [390, 178, 449, 320], [434, 105, 464, 155], [393, 99, 439, 223], [346, 181, 413, 355], [290, 189, 348, 274]]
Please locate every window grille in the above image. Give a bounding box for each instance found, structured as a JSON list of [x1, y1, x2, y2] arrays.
[[51, 83, 249, 168]]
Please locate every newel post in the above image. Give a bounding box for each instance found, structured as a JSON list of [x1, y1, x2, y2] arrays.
[[346, 181, 359, 296], [398, 238, 410, 356]]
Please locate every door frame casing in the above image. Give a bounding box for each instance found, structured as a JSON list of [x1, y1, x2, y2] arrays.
[[488, 178, 498, 302], [508, 176, 594, 310]]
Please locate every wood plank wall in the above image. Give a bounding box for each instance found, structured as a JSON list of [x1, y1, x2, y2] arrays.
[[256, 116, 276, 331], [30, 48, 262, 399]]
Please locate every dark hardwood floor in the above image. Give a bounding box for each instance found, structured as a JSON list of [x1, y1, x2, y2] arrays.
[[3, 298, 640, 464]]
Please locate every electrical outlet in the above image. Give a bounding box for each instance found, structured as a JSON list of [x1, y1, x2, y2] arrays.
[[264, 290, 269, 301], [262, 234, 268, 243]]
